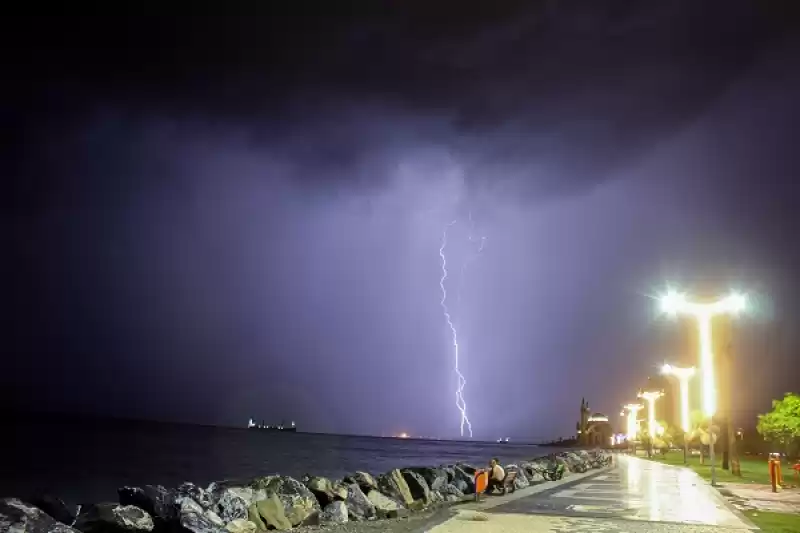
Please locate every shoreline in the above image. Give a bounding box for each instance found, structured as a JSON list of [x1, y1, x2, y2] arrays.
[[1, 449, 611, 532]]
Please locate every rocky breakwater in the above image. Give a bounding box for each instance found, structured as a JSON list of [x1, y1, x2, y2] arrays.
[[0, 450, 610, 532]]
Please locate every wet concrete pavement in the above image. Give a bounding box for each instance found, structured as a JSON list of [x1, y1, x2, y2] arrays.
[[429, 455, 756, 532]]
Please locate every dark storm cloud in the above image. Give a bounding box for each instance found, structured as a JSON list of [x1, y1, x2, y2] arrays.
[[3, 1, 791, 210], [4, 3, 800, 437]]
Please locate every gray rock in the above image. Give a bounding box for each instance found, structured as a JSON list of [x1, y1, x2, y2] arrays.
[[438, 484, 464, 498], [376, 469, 413, 507], [303, 476, 336, 507], [176, 483, 213, 510], [343, 471, 377, 493], [444, 494, 461, 502], [74, 503, 154, 533], [452, 466, 475, 494], [249, 476, 319, 527], [118, 485, 179, 524], [505, 465, 530, 489], [401, 470, 431, 504], [365, 491, 402, 519], [0, 498, 80, 533], [330, 481, 349, 501], [24, 496, 77, 527], [319, 501, 348, 525], [344, 484, 376, 522], [215, 489, 248, 523], [405, 467, 448, 492], [255, 494, 292, 531], [440, 466, 456, 483], [179, 498, 225, 533], [453, 479, 468, 493], [224, 519, 256, 533]]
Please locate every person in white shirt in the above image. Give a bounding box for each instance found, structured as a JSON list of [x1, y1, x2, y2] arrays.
[[485, 457, 505, 494]]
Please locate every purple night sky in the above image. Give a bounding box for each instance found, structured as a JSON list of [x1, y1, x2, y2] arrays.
[[3, 3, 799, 440]]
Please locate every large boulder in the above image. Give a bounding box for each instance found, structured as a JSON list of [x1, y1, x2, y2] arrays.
[[330, 482, 349, 502], [74, 503, 154, 533], [366, 491, 406, 519], [178, 498, 225, 533], [224, 519, 256, 533], [342, 472, 377, 494], [215, 490, 248, 523], [453, 479, 468, 493], [438, 484, 464, 499], [376, 469, 413, 507], [24, 495, 77, 526], [254, 494, 291, 531], [250, 476, 319, 527], [319, 501, 348, 525], [440, 466, 456, 483], [303, 476, 336, 507], [176, 483, 213, 510], [0, 498, 79, 533], [401, 471, 431, 504], [344, 484, 376, 521], [118, 485, 179, 525], [405, 467, 448, 492], [452, 466, 475, 494], [505, 465, 530, 490]]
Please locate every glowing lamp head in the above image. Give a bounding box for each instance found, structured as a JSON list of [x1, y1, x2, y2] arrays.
[[661, 363, 672, 375], [722, 292, 747, 314], [660, 290, 687, 315]]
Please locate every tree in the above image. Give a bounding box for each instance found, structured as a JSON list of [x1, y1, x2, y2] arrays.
[[757, 393, 800, 457]]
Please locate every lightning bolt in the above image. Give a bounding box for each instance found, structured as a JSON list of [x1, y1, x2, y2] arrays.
[[439, 220, 473, 438]]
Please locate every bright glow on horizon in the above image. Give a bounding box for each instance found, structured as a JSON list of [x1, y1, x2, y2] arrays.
[[658, 290, 747, 417], [439, 220, 473, 438], [661, 364, 695, 433]]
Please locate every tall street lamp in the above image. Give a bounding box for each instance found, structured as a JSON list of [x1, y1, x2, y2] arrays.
[[638, 390, 664, 458], [661, 363, 695, 464], [622, 403, 643, 454], [659, 290, 746, 486]]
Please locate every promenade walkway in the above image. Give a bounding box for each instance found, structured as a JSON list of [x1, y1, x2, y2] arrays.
[[429, 455, 756, 532]]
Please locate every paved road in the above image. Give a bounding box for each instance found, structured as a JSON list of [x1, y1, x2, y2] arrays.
[[429, 455, 755, 532]]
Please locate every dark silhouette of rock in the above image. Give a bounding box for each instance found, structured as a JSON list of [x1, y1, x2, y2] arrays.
[[24, 495, 77, 526], [405, 467, 448, 491]]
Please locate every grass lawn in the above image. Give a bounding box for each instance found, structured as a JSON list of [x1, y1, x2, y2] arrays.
[[646, 450, 773, 485], [744, 510, 800, 533]]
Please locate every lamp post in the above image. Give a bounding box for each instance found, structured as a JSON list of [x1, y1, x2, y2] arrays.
[[622, 403, 643, 455], [661, 363, 695, 465], [659, 290, 746, 486], [638, 390, 664, 458]]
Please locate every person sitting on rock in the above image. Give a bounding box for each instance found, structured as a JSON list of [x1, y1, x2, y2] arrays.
[[484, 458, 505, 494]]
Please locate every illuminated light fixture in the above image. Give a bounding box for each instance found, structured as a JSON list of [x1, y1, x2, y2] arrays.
[[661, 364, 696, 434], [659, 290, 747, 417], [638, 390, 664, 440], [622, 403, 643, 441]]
